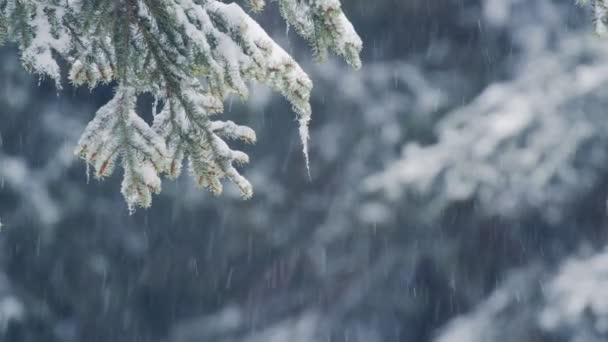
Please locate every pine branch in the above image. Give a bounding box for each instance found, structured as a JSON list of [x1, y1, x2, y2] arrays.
[[0, 0, 362, 210], [578, 0, 608, 36], [75, 87, 168, 211]]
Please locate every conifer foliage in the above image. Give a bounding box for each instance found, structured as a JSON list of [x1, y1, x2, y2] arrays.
[[579, 0, 608, 35], [0, 0, 362, 211]]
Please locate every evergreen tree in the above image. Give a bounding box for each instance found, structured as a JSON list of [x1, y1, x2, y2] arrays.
[[0, 0, 362, 211], [579, 0, 608, 35]]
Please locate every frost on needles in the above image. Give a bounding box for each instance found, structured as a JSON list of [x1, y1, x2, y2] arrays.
[[0, 0, 362, 211]]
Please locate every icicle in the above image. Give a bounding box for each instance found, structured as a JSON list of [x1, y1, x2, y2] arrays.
[[85, 160, 90, 184], [299, 117, 311, 180]]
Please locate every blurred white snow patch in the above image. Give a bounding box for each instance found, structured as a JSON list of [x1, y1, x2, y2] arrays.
[[0, 296, 24, 331], [434, 266, 542, 342], [484, 92, 531, 140], [0, 155, 60, 226], [483, 0, 512, 26], [170, 306, 243, 341], [357, 201, 392, 225], [540, 249, 608, 334], [244, 313, 319, 342], [435, 281, 516, 342], [0, 273, 24, 332], [170, 308, 320, 342], [0, 107, 87, 229], [435, 249, 608, 341], [2, 157, 27, 185]]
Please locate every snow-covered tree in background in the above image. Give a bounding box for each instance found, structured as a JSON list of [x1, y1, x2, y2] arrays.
[[0, 0, 361, 210], [365, 0, 608, 224], [578, 0, 608, 35]]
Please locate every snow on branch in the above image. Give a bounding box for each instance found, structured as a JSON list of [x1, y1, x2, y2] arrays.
[[75, 86, 168, 211], [578, 0, 608, 36], [365, 34, 608, 222], [0, 0, 362, 210], [274, 0, 363, 69]]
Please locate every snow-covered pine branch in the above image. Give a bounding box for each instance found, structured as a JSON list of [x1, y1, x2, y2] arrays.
[[578, 0, 608, 35], [0, 0, 362, 211]]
